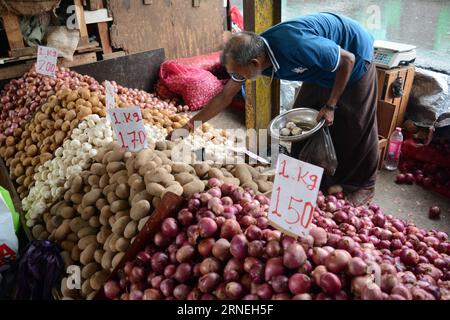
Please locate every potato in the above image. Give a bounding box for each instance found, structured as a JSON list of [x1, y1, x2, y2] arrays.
[[81, 189, 102, 208], [80, 243, 97, 265], [101, 250, 114, 270], [108, 234, 120, 252], [61, 251, 74, 268], [172, 163, 193, 173], [88, 175, 100, 187], [77, 226, 98, 239], [152, 197, 161, 209], [97, 226, 112, 244], [71, 245, 82, 262], [162, 183, 183, 197], [95, 198, 108, 211], [233, 164, 253, 184], [78, 235, 97, 250], [124, 220, 138, 239], [109, 169, 128, 184], [99, 174, 109, 189], [94, 249, 104, 264], [90, 270, 109, 291], [107, 148, 126, 162], [91, 163, 106, 176], [175, 172, 195, 185], [32, 224, 45, 239], [66, 232, 78, 243], [223, 177, 241, 186], [256, 180, 273, 193], [208, 168, 225, 180], [146, 182, 164, 198], [131, 190, 153, 204], [70, 175, 83, 193], [54, 220, 71, 241], [111, 252, 125, 269], [128, 199, 151, 222], [106, 161, 125, 174], [99, 206, 113, 226], [137, 216, 149, 232], [81, 262, 100, 279], [241, 181, 258, 192], [115, 237, 130, 252], [89, 216, 101, 228], [183, 180, 205, 198], [81, 206, 97, 221], [60, 241, 75, 252], [112, 216, 131, 235], [144, 168, 171, 184], [110, 199, 129, 213]]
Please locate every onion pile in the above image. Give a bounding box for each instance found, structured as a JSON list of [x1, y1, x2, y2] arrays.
[[104, 181, 449, 300]]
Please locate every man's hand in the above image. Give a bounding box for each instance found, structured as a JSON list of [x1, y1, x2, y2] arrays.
[[317, 106, 335, 126], [166, 122, 192, 141]]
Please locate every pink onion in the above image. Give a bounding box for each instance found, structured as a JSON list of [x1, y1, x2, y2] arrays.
[[319, 272, 342, 295], [104, 280, 121, 299], [212, 238, 231, 261], [283, 243, 307, 269], [288, 273, 311, 295], [265, 257, 285, 281]]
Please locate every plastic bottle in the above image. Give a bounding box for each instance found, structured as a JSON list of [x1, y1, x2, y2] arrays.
[[384, 127, 403, 171]]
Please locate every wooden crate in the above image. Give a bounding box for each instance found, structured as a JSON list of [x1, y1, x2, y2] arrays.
[[376, 65, 415, 128]]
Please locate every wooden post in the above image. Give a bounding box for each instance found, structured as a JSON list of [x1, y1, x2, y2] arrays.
[[89, 0, 113, 55], [74, 0, 90, 46], [243, 0, 281, 152], [2, 13, 25, 56]]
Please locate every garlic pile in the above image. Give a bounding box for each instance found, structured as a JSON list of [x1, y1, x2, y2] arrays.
[[23, 114, 168, 227]]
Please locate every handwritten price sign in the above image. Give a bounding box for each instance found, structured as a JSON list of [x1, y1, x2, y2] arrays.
[[108, 107, 148, 152], [268, 154, 323, 238], [36, 46, 58, 77]]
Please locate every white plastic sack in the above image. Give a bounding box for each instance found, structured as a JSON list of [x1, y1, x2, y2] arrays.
[[0, 193, 18, 272], [280, 80, 302, 113]]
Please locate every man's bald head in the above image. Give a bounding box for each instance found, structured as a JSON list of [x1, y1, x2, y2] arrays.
[[221, 31, 267, 66]]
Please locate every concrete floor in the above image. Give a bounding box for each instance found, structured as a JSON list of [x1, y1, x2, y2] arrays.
[[191, 107, 450, 234]]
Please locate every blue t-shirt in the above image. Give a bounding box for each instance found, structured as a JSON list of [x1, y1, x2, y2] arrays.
[[261, 13, 374, 88]]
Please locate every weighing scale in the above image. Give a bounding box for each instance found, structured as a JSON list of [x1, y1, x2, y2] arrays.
[[373, 40, 417, 69]]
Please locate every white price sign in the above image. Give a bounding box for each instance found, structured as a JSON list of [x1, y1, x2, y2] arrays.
[[108, 106, 148, 152], [105, 80, 116, 111], [268, 154, 323, 238], [36, 46, 58, 77]]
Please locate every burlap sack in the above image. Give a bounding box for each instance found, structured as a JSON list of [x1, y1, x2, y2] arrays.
[[0, 0, 60, 17]]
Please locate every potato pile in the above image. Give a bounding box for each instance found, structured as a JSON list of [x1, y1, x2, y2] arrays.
[[23, 115, 169, 227], [141, 107, 190, 133], [0, 88, 106, 198]]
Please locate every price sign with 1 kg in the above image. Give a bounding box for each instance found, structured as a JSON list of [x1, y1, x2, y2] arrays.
[[268, 154, 323, 238], [36, 45, 58, 77], [108, 106, 148, 152]]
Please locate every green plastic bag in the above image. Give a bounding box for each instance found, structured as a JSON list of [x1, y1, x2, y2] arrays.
[[0, 186, 19, 233]]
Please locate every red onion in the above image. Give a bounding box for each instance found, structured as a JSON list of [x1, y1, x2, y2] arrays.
[[220, 219, 242, 239], [347, 257, 368, 276], [361, 283, 383, 300], [248, 240, 264, 257], [174, 263, 192, 283], [283, 243, 306, 269], [129, 290, 143, 300], [256, 283, 273, 300], [198, 217, 218, 238], [160, 218, 178, 237], [319, 272, 341, 295], [198, 238, 215, 257], [104, 280, 121, 299], [175, 244, 195, 263], [151, 252, 169, 273], [325, 249, 351, 273], [312, 247, 329, 265], [143, 288, 162, 300], [310, 227, 327, 246], [380, 274, 399, 293], [173, 284, 190, 300], [428, 206, 441, 219], [150, 275, 164, 289], [265, 257, 285, 282], [225, 282, 244, 299], [199, 257, 221, 275], [198, 272, 221, 293], [136, 251, 152, 267], [311, 265, 327, 284], [130, 266, 145, 283], [288, 273, 311, 295], [270, 275, 289, 293], [230, 234, 248, 260], [400, 248, 419, 266], [154, 232, 171, 247]]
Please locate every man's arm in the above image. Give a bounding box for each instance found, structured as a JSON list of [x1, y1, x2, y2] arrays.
[[327, 48, 355, 107], [318, 48, 355, 125], [185, 79, 243, 129]]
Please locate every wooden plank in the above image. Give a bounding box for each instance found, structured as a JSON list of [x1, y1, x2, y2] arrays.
[[102, 51, 125, 60], [84, 9, 112, 24], [60, 52, 97, 68], [377, 100, 398, 139], [76, 40, 99, 51], [2, 13, 25, 52], [89, 0, 113, 55], [74, 0, 90, 46], [396, 65, 415, 127], [8, 47, 36, 58], [243, 0, 281, 132], [71, 48, 165, 91], [109, 0, 224, 59], [376, 68, 385, 101], [0, 61, 34, 81]]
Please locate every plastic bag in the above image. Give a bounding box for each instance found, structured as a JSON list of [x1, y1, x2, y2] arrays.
[[0, 189, 19, 272], [158, 61, 224, 110], [299, 127, 338, 176]]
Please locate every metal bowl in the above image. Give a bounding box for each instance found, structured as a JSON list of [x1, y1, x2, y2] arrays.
[[268, 108, 325, 142]]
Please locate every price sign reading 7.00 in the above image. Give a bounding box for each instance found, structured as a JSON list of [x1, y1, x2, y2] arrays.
[[268, 154, 323, 238], [107, 106, 148, 152]]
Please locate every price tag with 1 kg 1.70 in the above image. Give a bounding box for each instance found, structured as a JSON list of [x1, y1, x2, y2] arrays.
[[268, 154, 323, 238], [36, 45, 58, 78], [108, 106, 148, 152]]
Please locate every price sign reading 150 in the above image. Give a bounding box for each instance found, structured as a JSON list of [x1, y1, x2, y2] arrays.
[[268, 154, 323, 238]]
